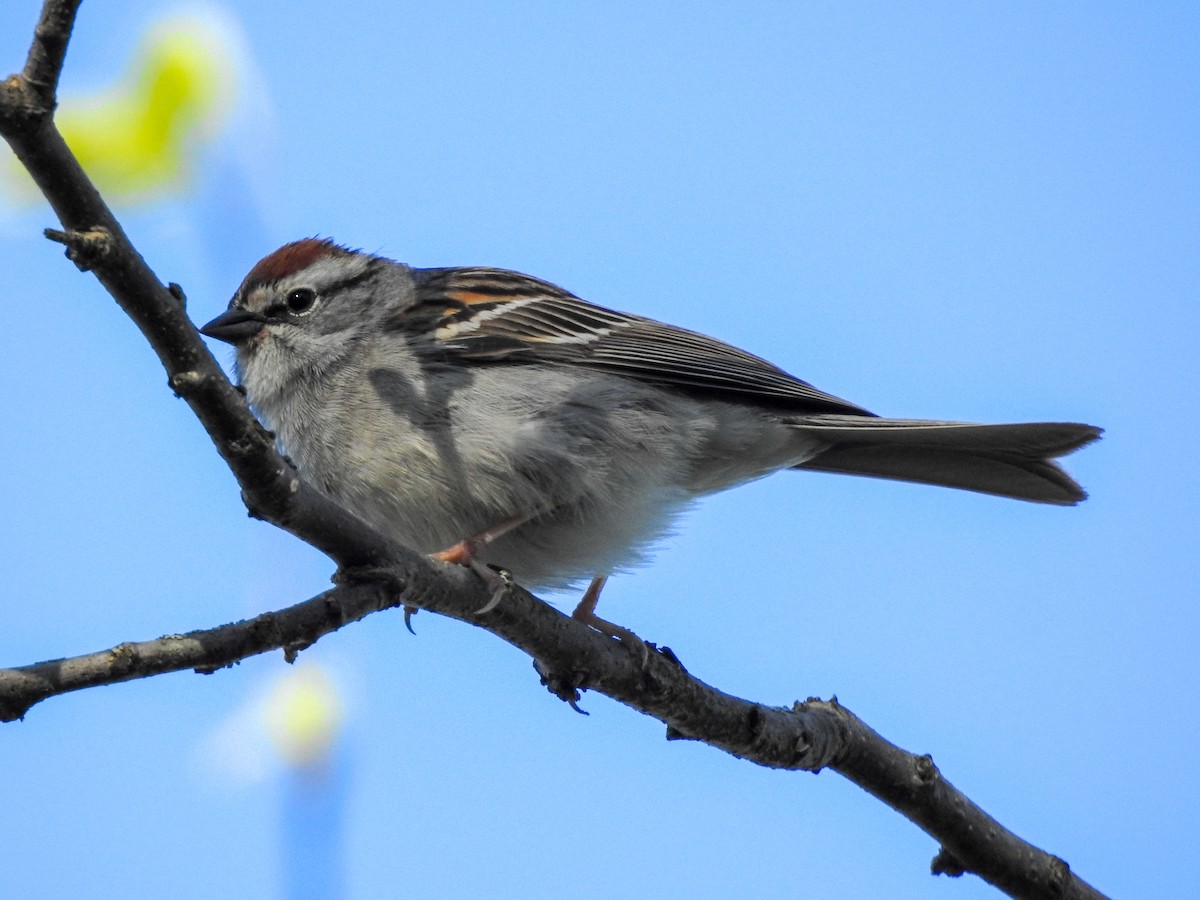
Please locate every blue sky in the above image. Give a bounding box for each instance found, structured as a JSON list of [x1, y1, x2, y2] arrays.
[[2, 2, 1197, 898]]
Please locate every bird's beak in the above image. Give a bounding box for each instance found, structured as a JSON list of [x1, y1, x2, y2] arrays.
[[200, 308, 265, 344]]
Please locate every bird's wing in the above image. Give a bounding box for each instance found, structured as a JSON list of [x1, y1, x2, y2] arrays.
[[390, 267, 873, 416]]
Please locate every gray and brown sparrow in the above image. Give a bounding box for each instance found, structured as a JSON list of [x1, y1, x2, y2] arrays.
[[202, 239, 1100, 641]]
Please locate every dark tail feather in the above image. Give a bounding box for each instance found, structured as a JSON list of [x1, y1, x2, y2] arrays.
[[789, 417, 1102, 505]]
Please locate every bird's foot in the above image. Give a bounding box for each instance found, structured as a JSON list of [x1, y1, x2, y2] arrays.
[[432, 536, 515, 614], [571, 575, 651, 668]]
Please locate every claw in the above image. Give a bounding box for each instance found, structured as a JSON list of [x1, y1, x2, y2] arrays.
[[566, 697, 590, 716], [431, 515, 527, 615], [474, 565, 512, 614]]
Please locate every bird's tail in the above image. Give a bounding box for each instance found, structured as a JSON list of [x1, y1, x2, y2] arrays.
[[788, 416, 1102, 505]]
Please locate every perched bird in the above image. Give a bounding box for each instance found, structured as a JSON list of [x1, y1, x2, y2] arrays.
[[202, 239, 1100, 643]]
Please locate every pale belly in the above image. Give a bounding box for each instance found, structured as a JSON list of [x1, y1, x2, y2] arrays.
[[267, 363, 821, 590]]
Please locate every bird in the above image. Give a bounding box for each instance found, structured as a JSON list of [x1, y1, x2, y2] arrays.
[[201, 238, 1100, 646]]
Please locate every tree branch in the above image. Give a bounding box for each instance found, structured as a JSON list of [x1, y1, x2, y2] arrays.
[[0, 583, 395, 716], [23, 0, 82, 101], [0, 4, 1107, 898]]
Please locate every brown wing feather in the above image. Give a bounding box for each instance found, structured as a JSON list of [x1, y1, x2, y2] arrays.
[[398, 267, 873, 416]]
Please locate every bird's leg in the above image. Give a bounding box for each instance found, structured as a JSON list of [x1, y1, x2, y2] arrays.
[[432, 514, 528, 614], [572, 575, 650, 666]]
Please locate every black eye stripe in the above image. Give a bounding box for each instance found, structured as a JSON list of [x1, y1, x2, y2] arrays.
[[261, 263, 380, 321], [328, 267, 378, 293]]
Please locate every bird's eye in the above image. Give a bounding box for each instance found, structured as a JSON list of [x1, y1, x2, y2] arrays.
[[285, 287, 318, 316]]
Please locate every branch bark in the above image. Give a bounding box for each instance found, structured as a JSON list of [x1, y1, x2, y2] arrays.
[[0, 4, 1107, 899]]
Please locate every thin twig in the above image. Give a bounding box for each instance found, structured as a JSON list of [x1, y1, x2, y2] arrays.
[[0, 583, 394, 720]]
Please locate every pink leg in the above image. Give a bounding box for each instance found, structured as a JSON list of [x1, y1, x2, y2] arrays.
[[571, 575, 649, 665], [432, 513, 528, 566]]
